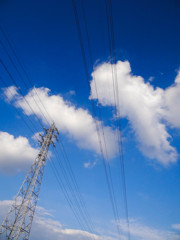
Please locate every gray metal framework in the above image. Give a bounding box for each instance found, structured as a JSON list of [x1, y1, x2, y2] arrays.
[[0, 123, 59, 240]]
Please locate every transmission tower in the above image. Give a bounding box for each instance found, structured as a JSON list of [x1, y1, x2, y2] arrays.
[[0, 123, 59, 240]]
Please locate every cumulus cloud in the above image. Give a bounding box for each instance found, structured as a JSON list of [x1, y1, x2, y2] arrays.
[[3, 86, 117, 159], [90, 61, 180, 165], [163, 71, 180, 128], [3, 62, 180, 166], [0, 131, 38, 174]]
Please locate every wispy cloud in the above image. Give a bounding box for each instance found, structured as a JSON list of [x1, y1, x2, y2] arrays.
[[172, 224, 180, 231], [1, 200, 179, 240], [84, 160, 97, 169], [118, 218, 180, 240], [0, 200, 117, 240]]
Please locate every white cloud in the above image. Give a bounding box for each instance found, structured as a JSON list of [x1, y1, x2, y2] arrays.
[[4, 86, 117, 159], [69, 90, 76, 96], [32, 131, 44, 141], [118, 219, 180, 240], [172, 224, 180, 231], [163, 72, 180, 128], [31, 217, 102, 240], [3, 86, 19, 102], [3, 63, 180, 166], [148, 76, 154, 82], [0, 200, 179, 240], [83, 155, 99, 169], [90, 61, 180, 165], [84, 160, 97, 169], [0, 131, 38, 174], [0, 200, 117, 240]]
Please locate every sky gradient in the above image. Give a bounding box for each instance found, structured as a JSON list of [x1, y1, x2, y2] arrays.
[[0, 0, 180, 239]]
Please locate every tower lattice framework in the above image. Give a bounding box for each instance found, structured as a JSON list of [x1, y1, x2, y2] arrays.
[[0, 123, 59, 240]]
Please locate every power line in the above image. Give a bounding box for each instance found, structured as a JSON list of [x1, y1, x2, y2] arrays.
[[108, 1, 130, 235], [104, 0, 131, 238], [0, 123, 58, 240], [52, 148, 96, 239], [72, 0, 122, 237], [74, 0, 131, 238], [1, 72, 96, 236], [0, 58, 43, 131], [80, 0, 122, 231], [48, 155, 94, 240], [1, 69, 96, 237], [0, 27, 51, 126], [5, 25, 54, 126], [57, 139, 96, 230], [0, 77, 38, 138], [0, 27, 97, 236]]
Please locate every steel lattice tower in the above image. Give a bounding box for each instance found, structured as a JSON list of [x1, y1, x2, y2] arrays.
[[0, 123, 59, 240]]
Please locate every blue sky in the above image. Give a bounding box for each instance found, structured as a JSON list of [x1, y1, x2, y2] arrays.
[[0, 0, 180, 239]]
